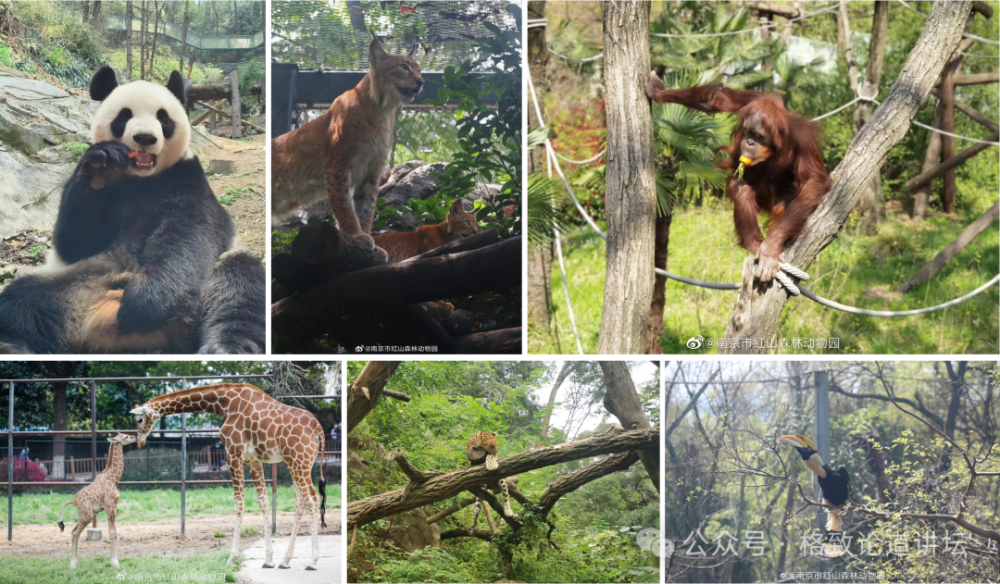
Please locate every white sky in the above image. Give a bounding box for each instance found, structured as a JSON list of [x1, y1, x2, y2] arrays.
[[529, 361, 660, 439]]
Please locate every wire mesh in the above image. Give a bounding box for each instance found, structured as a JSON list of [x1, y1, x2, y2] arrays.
[[271, 0, 519, 71]]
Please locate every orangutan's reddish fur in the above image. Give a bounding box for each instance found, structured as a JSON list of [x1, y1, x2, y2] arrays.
[[645, 82, 831, 278]]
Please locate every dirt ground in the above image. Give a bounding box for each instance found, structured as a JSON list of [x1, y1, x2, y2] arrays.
[[0, 510, 342, 559], [192, 127, 267, 259]]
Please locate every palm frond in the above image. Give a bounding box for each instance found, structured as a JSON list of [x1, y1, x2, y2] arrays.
[[527, 173, 573, 248]]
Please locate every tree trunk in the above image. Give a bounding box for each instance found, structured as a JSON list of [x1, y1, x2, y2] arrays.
[[898, 202, 999, 293], [52, 381, 67, 479], [720, 1, 973, 353], [149, 1, 162, 79], [528, 245, 553, 335], [82, 1, 91, 23], [91, 1, 102, 26], [598, 0, 656, 354], [913, 104, 943, 220], [527, 1, 553, 334], [140, 1, 147, 80], [598, 361, 659, 492], [646, 213, 671, 354], [537, 362, 573, 447], [179, 0, 190, 74], [125, 1, 133, 77], [230, 69, 242, 138], [854, 0, 889, 234], [346, 361, 401, 434]]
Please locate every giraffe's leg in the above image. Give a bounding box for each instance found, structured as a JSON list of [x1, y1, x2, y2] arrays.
[[107, 505, 120, 569], [279, 486, 303, 569], [247, 461, 274, 568], [304, 476, 321, 571], [69, 515, 89, 569], [226, 458, 246, 566]]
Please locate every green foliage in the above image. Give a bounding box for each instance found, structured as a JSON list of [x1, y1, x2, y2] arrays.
[[531, 207, 999, 355], [237, 55, 266, 116], [374, 195, 456, 232], [218, 186, 252, 206], [0, 551, 239, 584], [426, 9, 522, 240], [65, 142, 89, 161], [526, 174, 573, 248], [349, 361, 660, 583], [271, 230, 297, 254]]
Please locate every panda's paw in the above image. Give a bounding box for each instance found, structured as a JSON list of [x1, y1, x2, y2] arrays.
[[81, 142, 132, 174], [79, 142, 131, 188]]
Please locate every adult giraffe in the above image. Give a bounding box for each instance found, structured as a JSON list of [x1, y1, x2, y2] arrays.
[[130, 383, 327, 569]]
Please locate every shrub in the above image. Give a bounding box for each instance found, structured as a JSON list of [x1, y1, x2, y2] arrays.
[[0, 457, 48, 493]]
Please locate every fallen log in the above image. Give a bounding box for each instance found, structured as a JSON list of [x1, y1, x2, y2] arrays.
[[195, 100, 265, 133], [454, 328, 522, 353], [272, 236, 521, 352], [898, 201, 999, 293], [188, 83, 260, 102]]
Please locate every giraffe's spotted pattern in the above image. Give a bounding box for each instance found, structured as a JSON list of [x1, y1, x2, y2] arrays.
[[59, 432, 136, 569], [130, 384, 328, 570]]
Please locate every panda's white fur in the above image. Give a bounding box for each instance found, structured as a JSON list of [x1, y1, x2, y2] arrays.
[[91, 79, 192, 177]]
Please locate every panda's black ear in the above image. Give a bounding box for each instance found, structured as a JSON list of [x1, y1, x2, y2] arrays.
[[89, 66, 118, 102], [165, 71, 186, 107]]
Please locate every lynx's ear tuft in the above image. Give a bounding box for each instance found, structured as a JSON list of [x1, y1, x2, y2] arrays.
[[407, 40, 418, 61], [369, 33, 389, 67]]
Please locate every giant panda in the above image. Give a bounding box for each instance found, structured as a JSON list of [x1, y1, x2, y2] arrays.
[[0, 67, 265, 354]]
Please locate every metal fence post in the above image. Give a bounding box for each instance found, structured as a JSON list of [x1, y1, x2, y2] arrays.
[[8, 380, 13, 541], [181, 413, 187, 536], [90, 380, 97, 529]]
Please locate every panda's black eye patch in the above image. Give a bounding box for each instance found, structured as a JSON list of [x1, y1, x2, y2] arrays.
[[111, 108, 132, 138], [157, 109, 175, 139]]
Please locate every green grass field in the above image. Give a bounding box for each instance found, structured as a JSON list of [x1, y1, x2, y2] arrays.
[[0, 551, 238, 584], [531, 207, 999, 354], [1, 483, 342, 526]]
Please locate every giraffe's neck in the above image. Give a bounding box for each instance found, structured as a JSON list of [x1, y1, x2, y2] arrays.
[[150, 387, 234, 418], [106, 443, 125, 483]]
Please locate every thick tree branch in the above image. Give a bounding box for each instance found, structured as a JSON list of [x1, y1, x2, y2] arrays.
[[599, 361, 659, 492], [347, 361, 401, 434], [538, 451, 640, 516], [347, 426, 659, 529], [720, 1, 974, 352]]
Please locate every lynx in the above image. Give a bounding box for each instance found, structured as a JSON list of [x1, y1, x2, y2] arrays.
[[271, 34, 424, 252], [373, 200, 478, 263]]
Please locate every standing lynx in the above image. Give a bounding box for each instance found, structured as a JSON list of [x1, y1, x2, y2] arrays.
[[271, 35, 424, 251]]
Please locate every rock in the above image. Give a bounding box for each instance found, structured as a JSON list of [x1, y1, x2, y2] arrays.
[[0, 150, 73, 239], [0, 72, 96, 238], [379, 162, 449, 210], [385, 509, 441, 552], [0, 72, 69, 100]]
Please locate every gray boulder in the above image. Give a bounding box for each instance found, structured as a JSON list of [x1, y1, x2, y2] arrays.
[[0, 72, 97, 239]]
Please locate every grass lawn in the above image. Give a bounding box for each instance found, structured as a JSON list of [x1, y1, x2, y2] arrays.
[[530, 207, 999, 354], [2, 483, 342, 526], [0, 551, 238, 584]]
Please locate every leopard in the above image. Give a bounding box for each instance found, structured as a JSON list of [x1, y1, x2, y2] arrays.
[[466, 431, 516, 534]]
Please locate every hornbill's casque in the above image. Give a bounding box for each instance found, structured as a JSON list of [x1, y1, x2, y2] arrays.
[[780, 435, 851, 557]]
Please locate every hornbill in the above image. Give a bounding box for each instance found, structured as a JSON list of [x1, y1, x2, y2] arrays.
[[780, 435, 851, 557]]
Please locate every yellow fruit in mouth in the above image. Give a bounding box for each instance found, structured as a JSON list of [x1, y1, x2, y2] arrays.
[[739, 155, 753, 166]]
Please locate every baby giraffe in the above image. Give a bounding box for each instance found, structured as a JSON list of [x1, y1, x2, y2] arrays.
[[58, 433, 136, 569]]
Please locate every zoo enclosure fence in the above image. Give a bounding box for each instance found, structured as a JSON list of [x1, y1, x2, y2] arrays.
[[2, 374, 342, 542]]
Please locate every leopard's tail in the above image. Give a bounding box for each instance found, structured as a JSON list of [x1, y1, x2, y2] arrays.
[[58, 498, 76, 532], [315, 425, 327, 529]]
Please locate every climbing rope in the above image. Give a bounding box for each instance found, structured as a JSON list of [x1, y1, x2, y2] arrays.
[[526, 65, 1000, 319]]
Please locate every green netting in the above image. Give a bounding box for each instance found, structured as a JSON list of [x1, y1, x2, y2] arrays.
[[390, 107, 460, 165], [270, 0, 519, 72]]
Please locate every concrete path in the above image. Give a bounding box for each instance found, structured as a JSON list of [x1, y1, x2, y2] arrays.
[[235, 535, 342, 584]]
